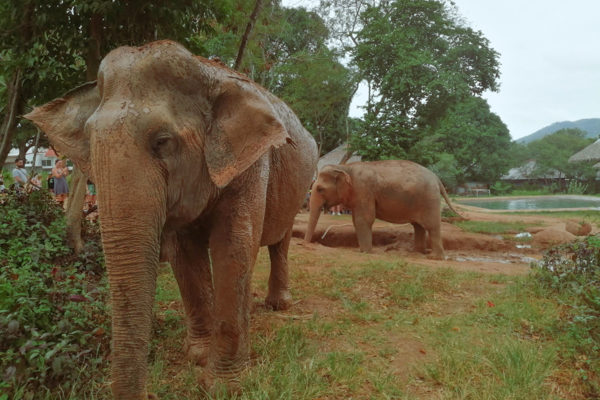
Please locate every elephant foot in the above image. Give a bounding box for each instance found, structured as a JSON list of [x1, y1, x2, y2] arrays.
[[265, 289, 293, 311], [183, 336, 210, 366], [196, 365, 243, 396], [427, 252, 445, 260]]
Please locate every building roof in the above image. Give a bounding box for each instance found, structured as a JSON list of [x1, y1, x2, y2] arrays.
[[45, 148, 57, 157], [569, 139, 600, 163], [317, 143, 361, 171], [501, 160, 562, 180]]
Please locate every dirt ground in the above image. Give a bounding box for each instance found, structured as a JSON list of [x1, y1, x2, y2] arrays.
[[291, 204, 598, 277], [156, 204, 598, 398]]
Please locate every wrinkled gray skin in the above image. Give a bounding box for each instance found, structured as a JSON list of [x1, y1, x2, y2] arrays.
[[304, 160, 460, 259], [25, 40, 317, 399]]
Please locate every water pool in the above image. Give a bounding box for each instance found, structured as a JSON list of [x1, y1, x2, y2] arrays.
[[457, 196, 600, 210]]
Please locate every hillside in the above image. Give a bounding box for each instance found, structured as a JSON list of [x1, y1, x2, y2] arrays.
[[516, 118, 600, 144]]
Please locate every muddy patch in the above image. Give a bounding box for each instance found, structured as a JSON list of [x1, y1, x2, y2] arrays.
[[294, 213, 532, 255]]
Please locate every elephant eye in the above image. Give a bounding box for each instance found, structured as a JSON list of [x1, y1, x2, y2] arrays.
[[316, 186, 324, 193], [151, 134, 173, 158]]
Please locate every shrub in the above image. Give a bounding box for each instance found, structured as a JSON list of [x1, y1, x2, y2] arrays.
[[532, 235, 600, 395], [490, 180, 512, 195], [0, 189, 109, 398], [567, 180, 588, 195]]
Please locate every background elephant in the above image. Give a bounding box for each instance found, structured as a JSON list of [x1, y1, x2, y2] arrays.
[[304, 160, 461, 259], [25, 40, 318, 398]]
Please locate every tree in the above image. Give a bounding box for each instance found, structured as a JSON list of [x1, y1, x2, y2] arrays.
[[318, 0, 379, 49], [274, 49, 357, 155], [1, 1, 233, 253], [235, 0, 265, 70], [527, 129, 596, 186], [198, 4, 358, 154], [430, 96, 512, 184], [0, 0, 86, 166], [350, 0, 501, 165]]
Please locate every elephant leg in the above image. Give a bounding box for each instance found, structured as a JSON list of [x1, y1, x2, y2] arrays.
[[353, 212, 375, 252], [265, 228, 293, 310], [201, 177, 266, 391], [206, 226, 260, 386], [170, 231, 213, 366], [412, 222, 427, 254], [427, 224, 445, 260]]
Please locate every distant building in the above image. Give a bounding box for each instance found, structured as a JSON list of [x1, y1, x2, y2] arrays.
[[4, 148, 71, 173], [568, 139, 600, 183], [501, 160, 563, 185], [569, 138, 600, 164]]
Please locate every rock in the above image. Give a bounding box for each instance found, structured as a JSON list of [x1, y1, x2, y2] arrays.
[[533, 228, 576, 246], [565, 220, 592, 236]]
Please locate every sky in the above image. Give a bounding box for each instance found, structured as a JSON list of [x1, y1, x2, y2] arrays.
[[283, 0, 600, 141], [437, 0, 600, 140]]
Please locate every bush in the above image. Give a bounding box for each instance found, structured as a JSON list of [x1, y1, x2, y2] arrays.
[[490, 180, 512, 195], [532, 235, 600, 395], [0, 189, 109, 398], [567, 180, 589, 195]]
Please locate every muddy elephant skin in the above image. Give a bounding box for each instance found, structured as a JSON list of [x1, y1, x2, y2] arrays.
[[25, 40, 318, 398], [305, 160, 460, 259]]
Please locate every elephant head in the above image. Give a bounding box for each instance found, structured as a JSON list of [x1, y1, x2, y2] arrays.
[[25, 40, 293, 399], [304, 165, 353, 242]]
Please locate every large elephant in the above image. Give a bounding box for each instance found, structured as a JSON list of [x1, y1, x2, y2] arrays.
[[25, 40, 318, 398], [304, 160, 461, 259]]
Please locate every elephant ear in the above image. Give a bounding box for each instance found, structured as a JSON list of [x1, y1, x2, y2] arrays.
[[23, 82, 99, 178], [333, 168, 353, 202], [206, 81, 291, 188]]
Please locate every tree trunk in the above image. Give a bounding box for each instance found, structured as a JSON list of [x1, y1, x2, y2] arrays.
[[340, 144, 354, 165], [234, 0, 265, 71], [86, 13, 103, 81], [0, 69, 22, 167], [30, 129, 41, 176]]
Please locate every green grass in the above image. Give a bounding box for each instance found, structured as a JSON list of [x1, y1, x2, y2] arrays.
[[505, 210, 600, 225], [455, 220, 533, 234], [16, 214, 594, 398], [137, 248, 595, 400]]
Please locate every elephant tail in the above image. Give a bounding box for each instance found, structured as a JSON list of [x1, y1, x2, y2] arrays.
[[438, 180, 468, 221]]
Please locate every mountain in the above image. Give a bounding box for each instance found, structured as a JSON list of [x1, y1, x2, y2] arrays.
[[516, 118, 600, 144]]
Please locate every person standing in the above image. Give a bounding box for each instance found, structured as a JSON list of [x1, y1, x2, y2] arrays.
[[52, 159, 69, 207], [12, 158, 28, 191]]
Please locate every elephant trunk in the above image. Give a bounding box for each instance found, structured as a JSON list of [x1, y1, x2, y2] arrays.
[[102, 225, 159, 398], [304, 186, 325, 242], [95, 153, 166, 399]]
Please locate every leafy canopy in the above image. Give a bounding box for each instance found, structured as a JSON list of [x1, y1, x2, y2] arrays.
[[527, 128, 596, 180], [196, 4, 358, 154], [430, 96, 512, 184], [350, 0, 505, 184]]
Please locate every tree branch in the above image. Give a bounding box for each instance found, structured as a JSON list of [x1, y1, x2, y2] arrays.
[[234, 0, 265, 71]]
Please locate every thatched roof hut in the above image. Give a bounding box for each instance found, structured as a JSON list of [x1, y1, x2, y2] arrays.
[[569, 139, 600, 163], [317, 144, 361, 171]]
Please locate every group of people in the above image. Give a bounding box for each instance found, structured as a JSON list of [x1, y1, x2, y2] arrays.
[[8, 157, 92, 210]]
